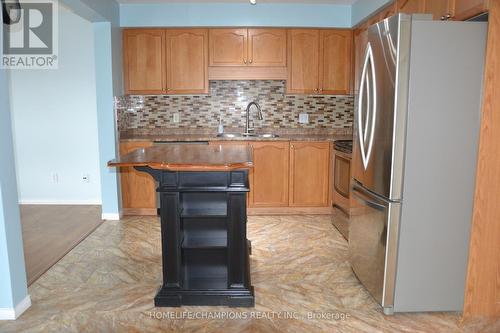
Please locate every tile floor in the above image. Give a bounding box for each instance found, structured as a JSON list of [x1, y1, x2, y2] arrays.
[[0, 215, 498, 332]]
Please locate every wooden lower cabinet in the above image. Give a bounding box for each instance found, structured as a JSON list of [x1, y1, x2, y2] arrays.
[[248, 142, 289, 208], [119, 141, 157, 215], [121, 140, 332, 215], [289, 142, 331, 207]]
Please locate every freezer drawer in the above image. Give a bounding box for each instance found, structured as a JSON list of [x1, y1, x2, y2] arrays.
[[349, 181, 401, 314]]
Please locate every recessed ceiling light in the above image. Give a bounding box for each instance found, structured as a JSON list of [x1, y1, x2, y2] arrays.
[[250, 0, 256, 5]]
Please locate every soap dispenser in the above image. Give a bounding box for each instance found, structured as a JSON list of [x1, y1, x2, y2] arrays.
[[218, 115, 224, 135]]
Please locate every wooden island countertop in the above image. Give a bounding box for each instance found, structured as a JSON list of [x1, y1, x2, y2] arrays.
[[108, 144, 253, 171]]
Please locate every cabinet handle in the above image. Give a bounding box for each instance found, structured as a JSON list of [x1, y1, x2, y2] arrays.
[[244, 59, 247, 64], [291, 145, 294, 149], [441, 13, 453, 20], [249, 59, 253, 64]]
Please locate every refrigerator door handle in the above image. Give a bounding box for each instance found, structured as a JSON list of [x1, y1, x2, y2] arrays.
[[358, 43, 377, 170], [352, 185, 387, 211]]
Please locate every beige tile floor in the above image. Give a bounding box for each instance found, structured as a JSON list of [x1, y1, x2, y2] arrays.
[[0, 215, 498, 332]]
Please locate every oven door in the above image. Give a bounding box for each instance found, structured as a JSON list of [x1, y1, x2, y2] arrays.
[[334, 153, 351, 199]]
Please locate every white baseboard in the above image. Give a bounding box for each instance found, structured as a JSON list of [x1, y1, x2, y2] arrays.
[[101, 212, 121, 221], [19, 200, 102, 205], [0, 295, 31, 320]]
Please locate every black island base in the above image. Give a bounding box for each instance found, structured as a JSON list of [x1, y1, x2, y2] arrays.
[[135, 167, 255, 307]]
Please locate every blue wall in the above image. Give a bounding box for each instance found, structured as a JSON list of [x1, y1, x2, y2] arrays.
[[0, 0, 121, 316], [61, 0, 123, 217], [94, 22, 121, 217], [120, 3, 351, 28], [351, 0, 393, 26], [0, 67, 28, 310], [10, 6, 102, 204]]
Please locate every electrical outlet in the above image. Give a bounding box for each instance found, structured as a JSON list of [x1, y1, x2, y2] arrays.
[[82, 174, 90, 183], [52, 173, 59, 184], [299, 113, 309, 124], [173, 113, 180, 123]]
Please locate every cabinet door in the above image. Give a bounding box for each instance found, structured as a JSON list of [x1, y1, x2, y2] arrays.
[[319, 29, 352, 95], [166, 29, 208, 94], [209, 29, 248, 66], [425, 0, 454, 20], [453, 0, 488, 20], [397, 0, 426, 14], [247, 29, 287, 67], [120, 142, 157, 211], [289, 142, 330, 207], [249, 142, 290, 208], [287, 29, 320, 94], [123, 29, 165, 94]]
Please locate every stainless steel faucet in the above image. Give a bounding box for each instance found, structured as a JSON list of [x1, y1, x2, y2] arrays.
[[243, 101, 263, 136]]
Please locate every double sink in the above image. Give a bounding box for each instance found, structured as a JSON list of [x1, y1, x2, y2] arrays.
[[216, 133, 279, 139]]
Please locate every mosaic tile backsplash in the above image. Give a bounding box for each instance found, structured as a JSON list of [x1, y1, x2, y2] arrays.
[[116, 80, 354, 131]]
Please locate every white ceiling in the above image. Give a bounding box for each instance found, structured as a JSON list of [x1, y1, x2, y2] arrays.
[[117, 0, 357, 5]]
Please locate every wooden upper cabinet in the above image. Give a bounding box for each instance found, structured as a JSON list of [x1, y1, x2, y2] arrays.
[[247, 29, 287, 67], [453, 0, 489, 20], [120, 141, 157, 211], [287, 29, 320, 94], [123, 29, 165, 94], [289, 142, 330, 207], [209, 29, 248, 66], [166, 29, 208, 94], [319, 30, 352, 95], [425, 0, 454, 20], [209, 28, 287, 67], [354, 29, 368, 94], [249, 142, 290, 208], [397, 0, 426, 14], [378, 3, 398, 21]]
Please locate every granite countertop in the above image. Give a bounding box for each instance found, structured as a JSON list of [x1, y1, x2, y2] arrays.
[[120, 128, 353, 143], [108, 144, 253, 171]]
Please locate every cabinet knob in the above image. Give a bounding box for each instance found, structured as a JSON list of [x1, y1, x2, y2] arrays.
[[441, 13, 453, 20], [291, 145, 294, 149], [249, 59, 253, 64], [244, 59, 247, 64]]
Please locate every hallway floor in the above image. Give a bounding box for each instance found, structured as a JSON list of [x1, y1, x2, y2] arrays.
[[21, 205, 102, 285], [0, 215, 498, 332]]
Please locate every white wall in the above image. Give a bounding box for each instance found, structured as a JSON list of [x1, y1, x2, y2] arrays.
[[9, 5, 102, 205]]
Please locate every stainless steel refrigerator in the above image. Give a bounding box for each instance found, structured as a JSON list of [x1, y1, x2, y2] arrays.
[[350, 14, 487, 315]]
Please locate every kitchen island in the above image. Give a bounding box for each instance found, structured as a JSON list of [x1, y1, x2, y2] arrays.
[[108, 144, 255, 307]]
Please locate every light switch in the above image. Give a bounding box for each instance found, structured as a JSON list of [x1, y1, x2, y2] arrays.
[[299, 113, 309, 124], [173, 113, 180, 123]]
